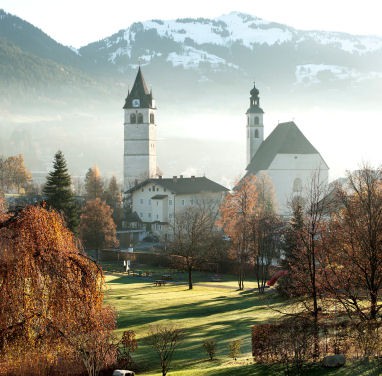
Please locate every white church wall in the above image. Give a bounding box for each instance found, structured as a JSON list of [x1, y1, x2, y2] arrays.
[[263, 154, 329, 215]]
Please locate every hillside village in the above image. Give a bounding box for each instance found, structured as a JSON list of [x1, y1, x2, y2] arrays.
[[122, 67, 328, 241], [2, 5, 382, 376]]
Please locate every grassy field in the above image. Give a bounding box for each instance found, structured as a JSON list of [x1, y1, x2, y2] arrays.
[[103, 264, 382, 375]]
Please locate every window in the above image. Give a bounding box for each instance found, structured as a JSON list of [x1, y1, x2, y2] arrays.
[[148, 199, 151, 205], [137, 113, 143, 124], [156, 202, 159, 206], [190, 199, 193, 205], [164, 188, 167, 192], [130, 113, 136, 123], [141, 188, 144, 192], [156, 214, 159, 219], [152, 186, 155, 191], [150, 113, 155, 124], [169, 213, 173, 219], [140, 212, 143, 217], [182, 200, 185, 206], [148, 213, 151, 218], [255, 129, 259, 138], [169, 200, 173, 205], [254, 116, 259, 125], [140, 199, 143, 204]]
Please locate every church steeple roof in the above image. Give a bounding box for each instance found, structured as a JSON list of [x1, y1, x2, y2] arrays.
[[246, 82, 264, 114], [123, 67, 155, 109]]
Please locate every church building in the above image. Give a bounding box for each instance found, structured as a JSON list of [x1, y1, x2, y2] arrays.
[[244, 83, 329, 214], [123, 67, 157, 191], [123, 68, 228, 239]]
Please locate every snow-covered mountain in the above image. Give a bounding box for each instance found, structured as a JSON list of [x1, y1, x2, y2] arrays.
[[79, 11, 382, 98], [1, 10, 382, 179]]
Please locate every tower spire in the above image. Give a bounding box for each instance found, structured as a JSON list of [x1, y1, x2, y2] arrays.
[[123, 68, 157, 190], [246, 81, 264, 167]]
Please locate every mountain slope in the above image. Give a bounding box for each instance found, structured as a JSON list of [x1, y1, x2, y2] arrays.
[[0, 9, 83, 68]]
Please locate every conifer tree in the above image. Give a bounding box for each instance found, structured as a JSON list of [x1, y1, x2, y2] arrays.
[[104, 176, 123, 229], [43, 151, 79, 233]]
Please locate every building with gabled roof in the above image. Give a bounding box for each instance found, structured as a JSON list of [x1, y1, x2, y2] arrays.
[[127, 175, 228, 238], [244, 84, 329, 214]]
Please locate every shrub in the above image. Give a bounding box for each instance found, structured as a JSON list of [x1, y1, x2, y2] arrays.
[[118, 330, 138, 369], [203, 339, 216, 360], [229, 339, 242, 361]]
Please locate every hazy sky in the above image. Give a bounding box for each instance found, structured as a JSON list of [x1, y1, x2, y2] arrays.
[[2, 0, 382, 47]]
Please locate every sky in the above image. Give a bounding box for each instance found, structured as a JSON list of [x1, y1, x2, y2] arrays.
[[1, 0, 382, 47]]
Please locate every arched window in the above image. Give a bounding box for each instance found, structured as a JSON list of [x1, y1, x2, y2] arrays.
[[255, 129, 259, 138], [254, 116, 259, 125], [130, 113, 136, 124], [293, 177, 302, 193], [137, 113, 143, 124], [150, 113, 155, 124]]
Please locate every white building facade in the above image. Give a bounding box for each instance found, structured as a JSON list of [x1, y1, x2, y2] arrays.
[[127, 176, 228, 238]]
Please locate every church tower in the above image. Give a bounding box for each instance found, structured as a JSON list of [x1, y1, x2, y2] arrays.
[[123, 67, 157, 190], [246, 82, 264, 166]]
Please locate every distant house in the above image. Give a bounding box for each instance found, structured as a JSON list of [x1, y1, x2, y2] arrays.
[[243, 83, 329, 214], [127, 175, 228, 238]]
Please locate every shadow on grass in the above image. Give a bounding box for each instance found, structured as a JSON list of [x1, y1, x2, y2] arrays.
[[148, 290, 285, 321]]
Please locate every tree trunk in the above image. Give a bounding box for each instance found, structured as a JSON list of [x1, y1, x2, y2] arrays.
[[188, 265, 193, 290]]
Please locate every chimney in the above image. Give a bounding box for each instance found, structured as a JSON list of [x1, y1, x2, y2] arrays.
[[180, 175, 183, 179], [173, 176, 177, 182], [191, 175, 196, 181], [158, 175, 162, 179]]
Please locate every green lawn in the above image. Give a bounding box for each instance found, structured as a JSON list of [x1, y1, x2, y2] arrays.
[[104, 266, 382, 375]]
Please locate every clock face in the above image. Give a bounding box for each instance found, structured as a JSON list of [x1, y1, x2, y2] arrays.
[[132, 99, 140, 108]]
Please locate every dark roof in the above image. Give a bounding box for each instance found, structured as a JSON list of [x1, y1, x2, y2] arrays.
[[246, 107, 264, 114], [246, 121, 327, 174], [127, 177, 229, 195], [123, 67, 155, 109], [151, 194, 168, 200], [126, 211, 142, 223], [246, 82, 264, 114]]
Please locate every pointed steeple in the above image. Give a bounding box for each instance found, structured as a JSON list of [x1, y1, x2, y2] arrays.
[[123, 67, 155, 109]]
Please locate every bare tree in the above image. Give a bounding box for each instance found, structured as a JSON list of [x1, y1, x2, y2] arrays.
[[250, 174, 282, 293], [323, 166, 382, 322], [281, 170, 329, 359], [170, 198, 222, 290], [147, 324, 183, 376]]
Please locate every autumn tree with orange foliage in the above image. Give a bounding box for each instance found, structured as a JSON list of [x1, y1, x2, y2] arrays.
[[218, 175, 258, 290], [85, 166, 104, 200], [0, 154, 31, 193], [80, 198, 119, 251], [0, 205, 116, 375]]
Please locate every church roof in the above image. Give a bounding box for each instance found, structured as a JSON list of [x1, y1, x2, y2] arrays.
[[123, 67, 155, 109], [246, 121, 326, 174], [127, 176, 228, 195]]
